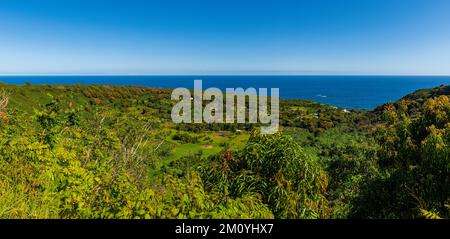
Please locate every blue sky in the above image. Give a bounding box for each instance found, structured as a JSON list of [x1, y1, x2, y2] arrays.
[[0, 0, 450, 75]]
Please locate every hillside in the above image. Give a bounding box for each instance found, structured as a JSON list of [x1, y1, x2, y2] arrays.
[[402, 85, 450, 101], [0, 83, 448, 219]]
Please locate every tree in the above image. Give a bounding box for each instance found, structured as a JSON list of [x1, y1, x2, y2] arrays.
[[203, 130, 329, 218]]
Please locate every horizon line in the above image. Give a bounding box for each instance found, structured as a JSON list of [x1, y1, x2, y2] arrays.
[[1, 73, 450, 77]]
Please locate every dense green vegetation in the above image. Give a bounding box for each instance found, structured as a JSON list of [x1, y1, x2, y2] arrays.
[[0, 82, 448, 219]]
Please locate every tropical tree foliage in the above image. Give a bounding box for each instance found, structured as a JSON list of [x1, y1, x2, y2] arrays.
[[0, 83, 448, 219]]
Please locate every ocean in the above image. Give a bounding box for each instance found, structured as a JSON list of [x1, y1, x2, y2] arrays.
[[1, 75, 450, 110]]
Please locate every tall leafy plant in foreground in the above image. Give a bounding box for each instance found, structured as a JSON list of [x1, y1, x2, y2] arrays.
[[353, 95, 450, 218], [203, 130, 329, 218]]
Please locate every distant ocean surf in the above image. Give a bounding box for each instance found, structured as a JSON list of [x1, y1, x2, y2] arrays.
[[1, 75, 450, 110]]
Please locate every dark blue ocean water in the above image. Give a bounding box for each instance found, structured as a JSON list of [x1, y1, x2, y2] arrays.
[[1, 75, 450, 110]]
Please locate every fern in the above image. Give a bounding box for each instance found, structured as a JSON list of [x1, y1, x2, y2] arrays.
[[420, 209, 442, 219]]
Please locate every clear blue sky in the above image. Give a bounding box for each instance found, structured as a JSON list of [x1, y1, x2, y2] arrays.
[[1, 0, 450, 75]]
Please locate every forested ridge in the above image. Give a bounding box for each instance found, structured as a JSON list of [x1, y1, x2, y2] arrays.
[[0, 82, 448, 219]]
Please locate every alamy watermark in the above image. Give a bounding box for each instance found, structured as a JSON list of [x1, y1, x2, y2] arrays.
[[171, 80, 279, 134]]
